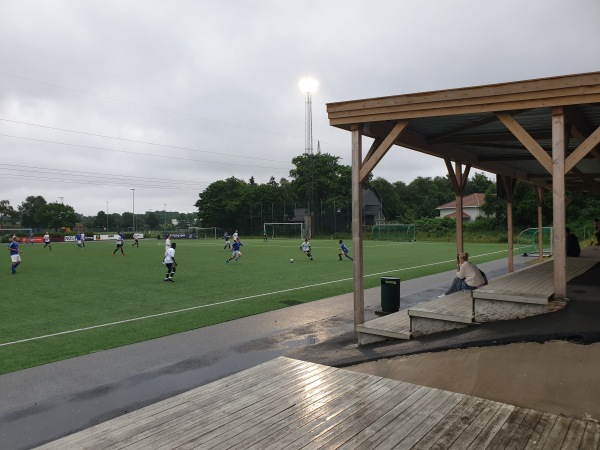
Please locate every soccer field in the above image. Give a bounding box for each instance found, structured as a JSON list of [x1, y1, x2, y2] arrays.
[[0, 238, 510, 374]]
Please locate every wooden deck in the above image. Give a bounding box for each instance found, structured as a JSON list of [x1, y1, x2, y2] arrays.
[[357, 248, 600, 342], [355, 309, 411, 344], [475, 254, 599, 304], [36, 356, 600, 449]]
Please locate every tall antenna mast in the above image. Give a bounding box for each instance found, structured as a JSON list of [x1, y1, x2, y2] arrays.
[[298, 77, 319, 155]]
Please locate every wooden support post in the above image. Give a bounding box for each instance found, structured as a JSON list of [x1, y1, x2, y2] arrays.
[[552, 107, 567, 300], [351, 124, 364, 333], [500, 176, 515, 273], [445, 159, 470, 255], [536, 186, 544, 263]]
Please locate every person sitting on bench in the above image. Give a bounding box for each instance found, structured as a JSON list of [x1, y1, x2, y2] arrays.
[[439, 252, 486, 297]]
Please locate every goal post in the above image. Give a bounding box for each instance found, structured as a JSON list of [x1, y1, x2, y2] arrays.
[[263, 222, 305, 239], [371, 224, 416, 242], [189, 227, 223, 240], [0, 228, 34, 243], [517, 227, 553, 256]]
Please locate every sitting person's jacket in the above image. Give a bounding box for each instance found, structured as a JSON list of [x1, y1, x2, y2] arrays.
[[457, 261, 486, 287]]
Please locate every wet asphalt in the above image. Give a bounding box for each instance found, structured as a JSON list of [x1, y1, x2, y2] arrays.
[[1, 255, 599, 449]]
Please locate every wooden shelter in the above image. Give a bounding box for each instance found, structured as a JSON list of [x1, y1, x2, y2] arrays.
[[327, 72, 600, 330]]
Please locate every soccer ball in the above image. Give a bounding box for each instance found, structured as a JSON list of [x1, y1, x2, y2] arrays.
[[290, 258, 294, 263]]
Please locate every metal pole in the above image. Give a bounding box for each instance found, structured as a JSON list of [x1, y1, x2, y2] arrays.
[[130, 189, 135, 233], [164, 204, 167, 233], [106, 201, 109, 231]]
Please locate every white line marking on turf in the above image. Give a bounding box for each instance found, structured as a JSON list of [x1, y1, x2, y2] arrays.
[[1, 249, 508, 347]]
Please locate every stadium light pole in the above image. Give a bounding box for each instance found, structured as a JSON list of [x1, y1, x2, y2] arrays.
[[106, 201, 109, 232], [130, 189, 135, 233], [298, 77, 318, 155]]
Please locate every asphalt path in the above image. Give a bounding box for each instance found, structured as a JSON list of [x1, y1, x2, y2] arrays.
[[2, 255, 599, 449]]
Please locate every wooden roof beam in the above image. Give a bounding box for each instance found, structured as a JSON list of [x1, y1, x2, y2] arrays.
[[495, 112, 553, 174]]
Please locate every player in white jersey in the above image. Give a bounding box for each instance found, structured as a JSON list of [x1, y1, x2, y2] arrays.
[[163, 242, 177, 282], [300, 238, 313, 260]]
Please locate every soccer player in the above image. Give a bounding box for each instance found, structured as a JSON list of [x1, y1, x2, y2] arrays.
[[75, 232, 83, 250], [338, 239, 353, 261], [81, 232, 86, 247], [223, 231, 231, 250], [8, 235, 23, 274], [165, 234, 172, 252], [43, 232, 52, 251], [263, 229, 268, 241], [233, 229, 239, 241], [226, 237, 243, 263], [132, 233, 139, 247], [163, 242, 177, 282], [113, 231, 126, 255], [300, 238, 313, 260]]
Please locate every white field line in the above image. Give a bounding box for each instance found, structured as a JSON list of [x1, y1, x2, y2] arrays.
[[1, 249, 507, 347]]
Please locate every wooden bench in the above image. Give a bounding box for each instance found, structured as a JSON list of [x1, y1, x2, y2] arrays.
[[474, 254, 600, 322], [355, 309, 411, 345], [408, 291, 473, 337]]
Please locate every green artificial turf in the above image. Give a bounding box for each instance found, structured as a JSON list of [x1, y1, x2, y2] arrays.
[[0, 238, 510, 374]]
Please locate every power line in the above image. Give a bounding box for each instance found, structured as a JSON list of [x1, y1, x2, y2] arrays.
[[0, 163, 209, 189], [0, 133, 290, 170], [0, 118, 290, 163], [0, 71, 301, 140]]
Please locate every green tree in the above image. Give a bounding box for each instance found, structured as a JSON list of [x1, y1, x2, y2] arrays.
[[195, 177, 250, 228], [0, 199, 17, 228], [146, 212, 160, 230], [18, 195, 47, 228], [38, 202, 77, 230], [465, 172, 495, 195], [289, 153, 355, 212]]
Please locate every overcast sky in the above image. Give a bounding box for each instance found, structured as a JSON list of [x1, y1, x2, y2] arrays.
[[1, 0, 599, 217]]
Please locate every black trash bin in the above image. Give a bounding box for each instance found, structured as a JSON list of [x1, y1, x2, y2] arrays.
[[381, 277, 400, 313]]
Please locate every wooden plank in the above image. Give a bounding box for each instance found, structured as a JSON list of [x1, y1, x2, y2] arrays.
[[543, 415, 574, 449], [259, 378, 403, 450], [411, 395, 488, 449], [37, 358, 598, 450], [485, 407, 530, 448], [579, 420, 600, 450], [447, 401, 504, 449], [394, 392, 465, 449], [326, 72, 600, 114], [343, 388, 454, 449], [243, 377, 399, 450], [303, 383, 428, 449], [525, 412, 559, 449], [465, 403, 516, 450], [561, 419, 587, 450], [37, 358, 312, 450], [504, 409, 544, 449], [121, 365, 345, 449]]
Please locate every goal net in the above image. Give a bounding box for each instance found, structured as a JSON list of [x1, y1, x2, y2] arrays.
[[189, 227, 223, 240], [264, 223, 305, 239], [0, 228, 34, 244], [516, 227, 553, 256], [371, 224, 416, 242]]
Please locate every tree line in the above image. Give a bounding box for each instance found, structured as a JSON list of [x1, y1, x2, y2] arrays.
[[3, 152, 599, 235], [0, 196, 196, 233]]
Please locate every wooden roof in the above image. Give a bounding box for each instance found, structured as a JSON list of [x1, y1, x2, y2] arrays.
[[327, 71, 600, 192]]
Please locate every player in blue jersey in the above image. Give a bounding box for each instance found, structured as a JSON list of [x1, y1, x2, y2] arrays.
[[113, 231, 126, 255], [75, 232, 83, 250], [338, 239, 353, 261], [8, 236, 23, 274], [223, 231, 231, 250], [226, 238, 243, 263]]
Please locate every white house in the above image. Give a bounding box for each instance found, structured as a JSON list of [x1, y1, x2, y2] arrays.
[[436, 193, 489, 221]]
